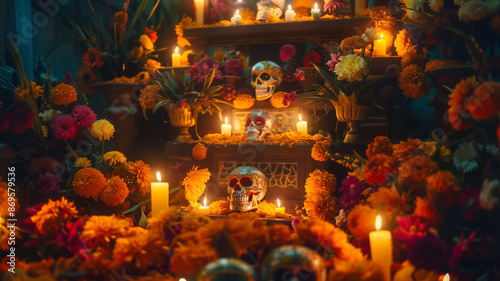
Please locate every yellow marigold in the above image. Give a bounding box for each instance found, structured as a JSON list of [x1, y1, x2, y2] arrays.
[[208, 199, 231, 215], [398, 156, 439, 196], [367, 184, 411, 220], [233, 93, 255, 109], [88, 119, 115, 141], [80, 215, 130, 251], [148, 206, 181, 237], [139, 34, 154, 50], [14, 81, 43, 103], [294, 219, 365, 261], [334, 54, 369, 82], [426, 170, 460, 209], [72, 168, 106, 200], [74, 157, 91, 168], [182, 166, 211, 207], [192, 143, 208, 160], [340, 35, 368, 51], [398, 64, 431, 99], [270, 91, 288, 108], [305, 169, 337, 194], [175, 16, 195, 47], [311, 143, 329, 161], [304, 189, 338, 220], [100, 176, 129, 206], [113, 232, 169, 271], [30, 197, 78, 235], [50, 83, 78, 105], [180, 213, 211, 232], [144, 59, 162, 76], [170, 240, 218, 277], [347, 204, 377, 239], [103, 151, 127, 166], [366, 136, 393, 160], [256, 200, 278, 218], [394, 29, 412, 57], [328, 259, 384, 281], [413, 197, 444, 228], [128, 160, 152, 196]]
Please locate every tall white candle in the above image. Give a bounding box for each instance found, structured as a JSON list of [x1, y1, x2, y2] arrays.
[[195, 0, 205, 26], [151, 171, 169, 217], [221, 117, 232, 135], [172, 47, 181, 67], [443, 274, 450, 281], [285, 5, 296, 22], [297, 114, 308, 134], [231, 9, 242, 25], [369, 215, 392, 281]]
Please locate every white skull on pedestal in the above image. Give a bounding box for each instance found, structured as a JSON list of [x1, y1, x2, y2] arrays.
[[251, 61, 283, 101], [244, 109, 277, 142], [227, 166, 267, 212], [256, 0, 285, 21]]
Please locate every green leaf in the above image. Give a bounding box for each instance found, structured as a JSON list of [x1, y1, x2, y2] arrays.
[[353, 150, 367, 166], [152, 100, 170, 114], [122, 199, 151, 215]]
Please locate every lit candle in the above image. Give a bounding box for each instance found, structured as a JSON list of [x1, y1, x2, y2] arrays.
[[172, 47, 181, 67], [369, 215, 392, 281], [231, 9, 242, 25], [151, 171, 169, 218], [275, 198, 285, 218], [296, 114, 308, 134], [355, 0, 367, 17], [443, 274, 450, 281], [221, 117, 232, 135], [311, 3, 320, 20], [373, 34, 387, 57], [199, 196, 210, 215], [285, 5, 296, 22], [194, 0, 204, 26]]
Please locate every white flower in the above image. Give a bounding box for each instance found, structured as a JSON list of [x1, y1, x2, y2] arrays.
[[479, 179, 500, 210], [39, 109, 61, 123], [428, 0, 444, 12], [453, 141, 481, 173]]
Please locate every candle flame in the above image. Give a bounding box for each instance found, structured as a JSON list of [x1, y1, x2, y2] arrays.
[[179, 279, 187, 281], [380, 33, 384, 39], [375, 215, 382, 231], [235, 9, 239, 15], [156, 171, 161, 182], [204, 196, 207, 206], [174, 47, 179, 54], [299, 114, 302, 121], [288, 4, 291, 10], [314, 3, 318, 9], [225, 117, 228, 124], [443, 274, 450, 281], [277, 198, 280, 207]]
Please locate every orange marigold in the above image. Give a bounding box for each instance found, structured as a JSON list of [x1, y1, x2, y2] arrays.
[[340, 35, 367, 52], [147, 206, 181, 237], [413, 197, 444, 228], [30, 197, 78, 235], [208, 199, 231, 215], [50, 83, 78, 105], [255, 200, 278, 218], [305, 169, 337, 194], [398, 156, 439, 196], [398, 64, 431, 99], [128, 160, 152, 196], [394, 29, 412, 56], [465, 81, 500, 119], [328, 259, 384, 281], [367, 185, 411, 220], [392, 138, 424, 163], [426, 170, 460, 209], [80, 215, 130, 252], [448, 76, 479, 130], [72, 168, 106, 200], [233, 93, 255, 109], [182, 166, 211, 207], [366, 136, 393, 160], [113, 232, 169, 271], [192, 143, 208, 160], [170, 240, 218, 277], [363, 154, 396, 185], [347, 204, 377, 239], [14, 81, 43, 103], [311, 143, 329, 161], [144, 59, 162, 76], [304, 190, 338, 220], [100, 176, 129, 206], [79, 252, 116, 277]]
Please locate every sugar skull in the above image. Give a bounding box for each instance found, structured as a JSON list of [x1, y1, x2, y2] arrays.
[[256, 0, 285, 21], [227, 166, 267, 212], [198, 258, 259, 281], [251, 61, 283, 101], [244, 109, 277, 142]]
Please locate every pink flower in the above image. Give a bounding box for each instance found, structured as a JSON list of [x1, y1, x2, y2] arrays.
[[280, 44, 296, 62], [327, 53, 341, 72], [294, 69, 305, 81], [224, 59, 243, 76], [338, 176, 363, 211], [302, 51, 323, 67], [56, 219, 91, 259], [394, 215, 429, 243], [35, 172, 61, 193], [51, 114, 78, 141], [283, 91, 297, 106], [178, 100, 186, 108], [61, 73, 77, 86], [449, 231, 476, 270], [0, 112, 11, 132], [11, 106, 34, 134], [324, 0, 345, 12], [72, 105, 97, 128]]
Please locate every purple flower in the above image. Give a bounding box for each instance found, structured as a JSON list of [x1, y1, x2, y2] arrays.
[[35, 172, 61, 193], [449, 231, 476, 270], [224, 59, 243, 76], [393, 215, 428, 243], [338, 176, 363, 211], [61, 73, 77, 86], [190, 55, 223, 82], [385, 64, 401, 78], [406, 233, 448, 271]]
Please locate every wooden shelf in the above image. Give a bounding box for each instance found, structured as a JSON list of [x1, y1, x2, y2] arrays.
[[184, 17, 372, 45]]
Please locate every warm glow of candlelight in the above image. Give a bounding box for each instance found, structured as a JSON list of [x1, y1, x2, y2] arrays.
[[288, 4, 291, 10], [179, 279, 187, 281], [443, 274, 450, 281], [156, 171, 161, 182], [375, 215, 382, 230], [235, 9, 239, 16], [314, 3, 318, 9], [277, 198, 281, 208], [380, 33, 383, 39], [225, 117, 228, 124], [299, 114, 302, 121], [174, 47, 179, 54], [204, 196, 207, 206]]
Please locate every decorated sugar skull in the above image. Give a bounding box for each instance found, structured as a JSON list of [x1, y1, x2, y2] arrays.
[[198, 258, 259, 281], [256, 0, 285, 21], [227, 166, 267, 212], [244, 109, 277, 142], [251, 61, 283, 101]]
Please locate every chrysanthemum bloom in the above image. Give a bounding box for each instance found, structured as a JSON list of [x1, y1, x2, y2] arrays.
[[426, 170, 460, 209], [14, 81, 43, 103], [311, 143, 329, 161], [50, 83, 78, 105], [50, 114, 78, 141], [208, 199, 231, 215], [448, 76, 479, 130], [327, 53, 342, 72], [328, 259, 384, 281], [398, 64, 431, 99], [394, 29, 412, 57], [74, 157, 92, 168], [0, 112, 11, 132], [170, 240, 218, 277], [182, 166, 211, 207], [82, 47, 104, 68], [305, 169, 337, 194], [392, 138, 423, 162], [363, 154, 395, 185], [10, 106, 34, 134], [340, 35, 367, 52], [464, 81, 499, 119], [398, 156, 439, 196], [144, 59, 162, 76], [88, 119, 115, 141], [479, 178, 500, 211], [100, 176, 129, 206], [113, 232, 169, 271], [192, 143, 208, 160], [35, 172, 60, 194], [304, 189, 338, 220], [128, 160, 152, 196], [72, 168, 106, 200], [233, 93, 255, 109], [393, 215, 428, 243], [413, 197, 444, 228], [144, 27, 158, 44], [334, 54, 369, 82], [71, 105, 97, 128], [279, 44, 296, 62], [406, 232, 448, 271], [453, 141, 480, 173], [102, 151, 127, 166], [346, 204, 377, 239], [30, 197, 78, 235], [366, 136, 393, 160], [338, 176, 363, 211], [80, 215, 130, 252], [282, 91, 297, 106], [302, 51, 323, 67], [368, 185, 411, 220]]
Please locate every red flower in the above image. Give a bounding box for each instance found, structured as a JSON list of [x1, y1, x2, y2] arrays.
[[72, 105, 97, 128], [294, 69, 305, 81], [144, 27, 158, 44], [407, 233, 448, 271], [82, 47, 104, 68], [302, 51, 323, 67], [279, 44, 296, 62], [35, 172, 61, 194], [283, 91, 297, 106], [50, 114, 78, 141], [394, 215, 428, 243], [0, 112, 11, 132], [11, 106, 34, 134], [449, 231, 476, 270], [327, 53, 341, 72], [363, 154, 395, 185]]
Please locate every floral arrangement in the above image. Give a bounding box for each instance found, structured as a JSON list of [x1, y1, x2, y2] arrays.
[[279, 43, 330, 82]]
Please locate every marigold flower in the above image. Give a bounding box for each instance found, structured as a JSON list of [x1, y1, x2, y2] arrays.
[[113, 232, 169, 271], [72, 168, 106, 200], [50, 114, 78, 141], [10, 106, 34, 134], [334, 54, 369, 82], [192, 143, 208, 160], [328, 259, 384, 281], [255, 201, 278, 218], [128, 160, 152, 196], [50, 83, 78, 105], [102, 151, 127, 166], [394, 29, 412, 57], [311, 143, 329, 161], [270, 91, 288, 108], [147, 206, 181, 237], [398, 64, 431, 99], [398, 156, 439, 196], [305, 169, 337, 194], [144, 59, 162, 76], [465, 81, 499, 119], [413, 197, 444, 228], [77, 67, 99, 95], [347, 204, 377, 239], [80, 215, 130, 252], [279, 44, 296, 62], [304, 190, 338, 220], [392, 138, 423, 162], [82, 47, 104, 68], [233, 93, 255, 109], [366, 136, 393, 160], [208, 199, 231, 215], [426, 170, 460, 209], [72, 105, 97, 128], [363, 154, 395, 185], [100, 176, 129, 206], [30, 197, 78, 235], [340, 35, 367, 51], [144, 27, 158, 44], [88, 119, 115, 141], [170, 240, 218, 277], [14, 81, 43, 103], [447, 76, 478, 130], [182, 166, 211, 207], [368, 184, 411, 219], [74, 157, 92, 168]]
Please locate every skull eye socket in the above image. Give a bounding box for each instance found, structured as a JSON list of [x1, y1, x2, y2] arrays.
[[254, 116, 265, 126], [240, 176, 253, 187], [245, 117, 253, 127], [252, 74, 258, 82], [229, 178, 238, 187], [260, 72, 271, 81]]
